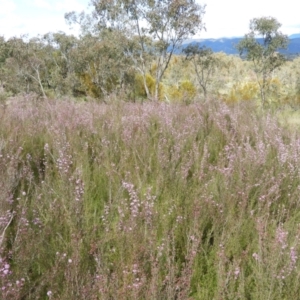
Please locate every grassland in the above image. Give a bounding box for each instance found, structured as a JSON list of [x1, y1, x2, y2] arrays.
[[1, 96, 300, 299]]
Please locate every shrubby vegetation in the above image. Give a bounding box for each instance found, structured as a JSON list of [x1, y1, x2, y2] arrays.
[[1, 98, 300, 299], [237, 17, 289, 107], [0, 2, 299, 107], [1, 1, 300, 299]]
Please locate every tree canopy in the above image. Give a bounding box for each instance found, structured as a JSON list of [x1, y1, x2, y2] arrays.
[[89, 0, 206, 100], [237, 17, 289, 106]]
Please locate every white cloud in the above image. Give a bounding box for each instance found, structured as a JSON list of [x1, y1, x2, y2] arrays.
[[33, 0, 51, 10], [200, 0, 300, 38], [54, 0, 86, 12], [28, 0, 86, 12], [0, 0, 16, 16], [1, 0, 299, 39], [1, 0, 88, 38]]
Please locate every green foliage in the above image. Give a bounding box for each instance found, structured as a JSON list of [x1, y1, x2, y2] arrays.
[[2, 9, 300, 109], [184, 45, 220, 99], [72, 31, 134, 100], [89, 0, 206, 100], [42, 32, 81, 97], [237, 17, 289, 106]]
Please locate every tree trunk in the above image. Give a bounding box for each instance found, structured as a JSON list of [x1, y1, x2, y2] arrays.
[[154, 81, 159, 101], [142, 74, 151, 100], [35, 68, 47, 98]]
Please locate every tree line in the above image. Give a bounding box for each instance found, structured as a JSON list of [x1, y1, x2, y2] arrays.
[[0, 0, 290, 106]]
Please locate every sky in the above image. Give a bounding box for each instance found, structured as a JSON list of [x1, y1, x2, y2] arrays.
[[0, 0, 89, 38], [202, 0, 300, 38], [1, 0, 300, 39]]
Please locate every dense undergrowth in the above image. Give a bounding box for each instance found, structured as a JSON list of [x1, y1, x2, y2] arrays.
[[1, 96, 300, 299]]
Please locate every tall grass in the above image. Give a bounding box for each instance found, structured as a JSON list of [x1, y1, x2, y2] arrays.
[[1, 96, 300, 299]]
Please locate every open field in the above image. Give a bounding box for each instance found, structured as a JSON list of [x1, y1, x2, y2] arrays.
[[1, 97, 300, 299]]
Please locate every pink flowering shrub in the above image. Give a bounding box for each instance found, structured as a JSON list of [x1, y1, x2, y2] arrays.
[[0, 96, 300, 299]]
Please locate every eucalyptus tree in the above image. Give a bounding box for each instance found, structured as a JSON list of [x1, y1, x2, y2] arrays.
[[237, 17, 289, 106], [3, 36, 49, 96], [65, 11, 137, 100], [0, 36, 8, 66], [89, 0, 206, 100], [71, 30, 134, 99], [184, 45, 219, 99], [25, 38, 48, 97], [0, 36, 9, 90], [42, 32, 81, 96]]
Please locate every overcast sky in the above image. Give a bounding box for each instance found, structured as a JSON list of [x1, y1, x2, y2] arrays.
[[202, 0, 300, 38], [1, 0, 300, 39]]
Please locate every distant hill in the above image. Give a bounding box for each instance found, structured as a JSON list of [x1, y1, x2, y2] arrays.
[[181, 38, 242, 55], [289, 33, 300, 39], [178, 37, 300, 57]]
